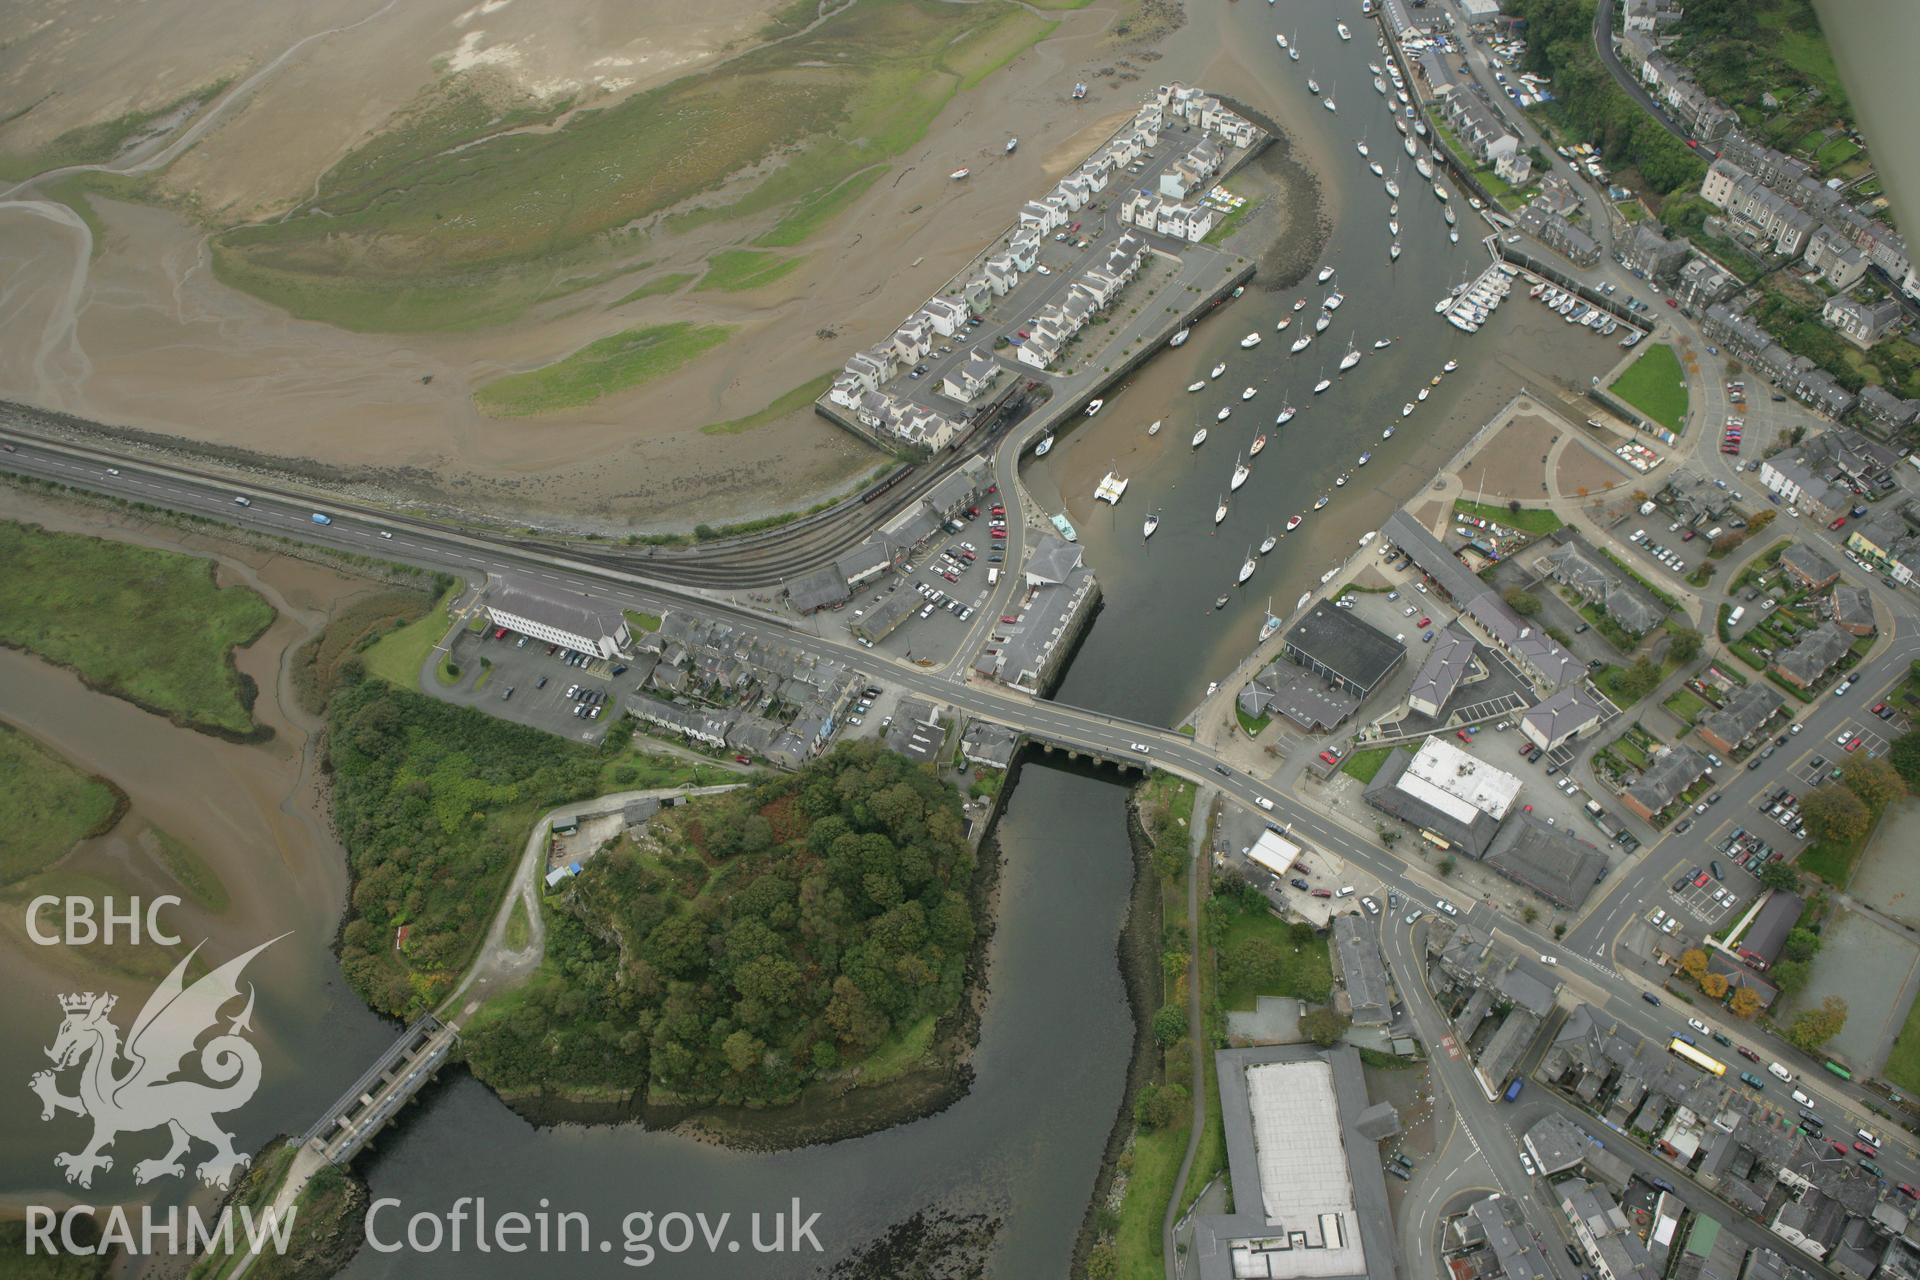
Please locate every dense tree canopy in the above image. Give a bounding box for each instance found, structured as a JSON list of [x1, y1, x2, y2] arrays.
[[464, 741, 978, 1108], [327, 670, 616, 1015]]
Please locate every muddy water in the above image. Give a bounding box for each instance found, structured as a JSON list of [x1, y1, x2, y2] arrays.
[[1030, 0, 1624, 725], [0, 495, 398, 1208]]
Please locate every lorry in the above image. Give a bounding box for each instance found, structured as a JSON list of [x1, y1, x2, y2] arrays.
[[310, 512, 333, 526]]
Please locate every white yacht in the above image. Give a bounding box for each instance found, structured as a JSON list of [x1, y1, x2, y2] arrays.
[[1314, 310, 1331, 333], [1192, 426, 1209, 448], [1414, 118, 1428, 137], [1241, 386, 1258, 401], [1389, 242, 1401, 261], [1006, 137, 1018, 154], [1335, 471, 1350, 487], [1404, 134, 1417, 158], [1415, 156, 1434, 180], [1324, 94, 1338, 113], [1373, 337, 1393, 349], [1418, 386, 1430, 402], [1368, 160, 1385, 178], [1211, 362, 1227, 378], [1388, 219, 1401, 236], [1086, 399, 1104, 416], [1381, 424, 1395, 439], [1094, 471, 1128, 505], [1189, 381, 1206, 393], [1249, 433, 1268, 457], [1286, 515, 1304, 531], [1170, 328, 1190, 347], [1217, 405, 1233, 422], [1336, 21, 1351, 40], [1143, 512, 1160, 539], [1434, 182, 1450, 202], [1259, 530, 1277, 554], [1230, 455, 1251, 491], [1384, 169, 1401, 200], [1035, 435, 1054, 456], [1448, 228, 1459, 243], [1324, 290, 1345, 311], [1318, 265, 1336, 283], [1313, 371, 1332, 394], [1444, 206, 1456, 226], [1147, 419, 1162, 436], [1443, 359, 1458, 372], [1275, 404, 1296, 425], [1313, 493, 1330, 510], [1237, 549, 1257, 584], [1275, 32, 1288, 48], [1402, 402, 1415, 415], [1291, 333, 1313, 353], [1339, 339, 1362, 371], [1293, 298, 1307, 311], [1240, 331, 1263, 349], [1289, 40, 1299, 61], [1214, 495, 1229, 525], [1369, 62, 1383, 75], [1356, 138, 1370, 157], [1374, 77, 1387, 95], [1307, 72, 1321, 94]]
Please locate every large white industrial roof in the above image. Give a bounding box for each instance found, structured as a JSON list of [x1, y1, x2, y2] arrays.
[[1240, 1061, 1366, 1278], [1397, 737, 1522, 826], [1248, 830, 1302, 878]]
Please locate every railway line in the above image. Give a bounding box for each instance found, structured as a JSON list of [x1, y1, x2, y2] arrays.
[[0, 385, 1042, 592]]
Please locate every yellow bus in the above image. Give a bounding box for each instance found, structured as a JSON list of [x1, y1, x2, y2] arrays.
[[1668, 1038, 1727, 1077]]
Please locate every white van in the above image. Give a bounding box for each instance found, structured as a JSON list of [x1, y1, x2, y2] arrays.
[[1255, 797, 1274, 811], [1767, 1062, 1794, 1082], [986, 568, 999, 586], [1336, 886, 1356, 898]]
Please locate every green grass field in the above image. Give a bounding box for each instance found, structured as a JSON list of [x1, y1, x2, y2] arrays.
[[0, 521, 275, 735], [211, 0, 1055, 331], [695, 250, 805, 293], [1217, 895, 1333, 1011], [701, 374, 836, 436], [1453, 499, 1565, 535], [1112, 1120, 1189, 1279], [1885, 992, 1920, 1095], [1609, 342, 1690, 431], [360, 584, 460, 688], [473, 322, 733, 416], [1341, 747, 1393, 784], [0, 723, 125, 885]]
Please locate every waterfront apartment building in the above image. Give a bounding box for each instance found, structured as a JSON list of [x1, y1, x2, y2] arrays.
[[485, 581, 632, 660]]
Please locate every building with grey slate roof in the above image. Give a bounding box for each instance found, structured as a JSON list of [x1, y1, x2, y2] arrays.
[[1735, 891, 1804, 971], [628, 693, 736, 748], [1622, 222, 1690, 282], [1452, 1194, 1554, 1280], [1621, 745, 1711, 822], [1537, 534, 1666, 636], [1483, 815, 1609, 909], [1238, 660, 1361, 731], [1696, 683, 1785, 755], [1522, 685, 1605, 752], [1383, 512, 1582, 690], [1778, 543, 1840, 591], [1191, 1044, 1397, 1280], [785, 565, 850, 614], [1770, 623, 1851, 691], [1560, 1179, 1659, 1280], [1332, 914, 1391, 1026], [851, 591, 922, 644], [1407, 625, 1477, 718], [1829, 584, 1874, 635], [1673, 1215, 1746, 1280], [1283, 602, 1406, 700], [1524, 1114, 1589, 1176], [960, 719, 1019, 769], [976, 536, 1099, 694], [884, 698, 948, 764]]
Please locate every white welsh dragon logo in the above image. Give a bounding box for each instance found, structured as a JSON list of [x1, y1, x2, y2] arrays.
[[30, 936, 281, 1190]]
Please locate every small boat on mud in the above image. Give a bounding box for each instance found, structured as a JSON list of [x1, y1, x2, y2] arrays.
[[1189, 381, 1207, 393], [1035, 435, 1054, 456], [1170, 328, 1190, 347], [1286, 515, 1303, 532]]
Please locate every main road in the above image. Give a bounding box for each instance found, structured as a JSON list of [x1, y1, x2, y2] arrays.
[[8, 413, 1920, 1240]]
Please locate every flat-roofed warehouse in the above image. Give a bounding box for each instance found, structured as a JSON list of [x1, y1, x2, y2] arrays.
[[1363, 737, 1521, 857], [1282, 601, 1406, 701], [1192, 1044, 1397, 1279]]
